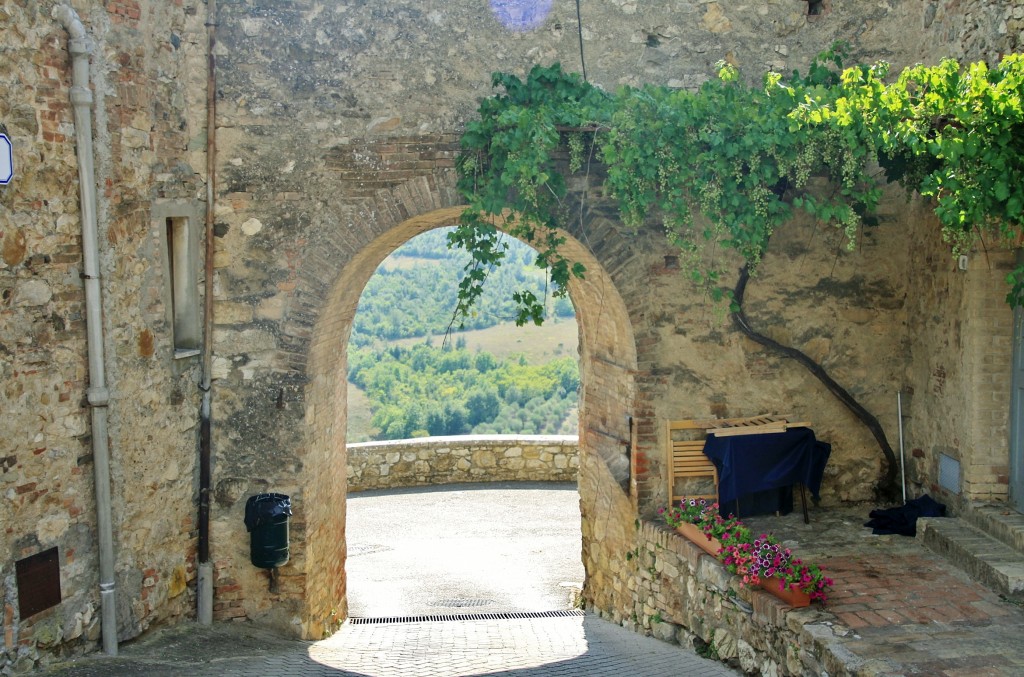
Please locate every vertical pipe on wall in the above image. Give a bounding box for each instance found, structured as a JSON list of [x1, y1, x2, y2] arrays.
[[51, 5, 118, 656], [898, 391, 906, 504], [196, 0, 218, 626]]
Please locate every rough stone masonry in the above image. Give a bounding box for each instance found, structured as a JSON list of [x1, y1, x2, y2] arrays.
[[2, 0, 1023, 671]]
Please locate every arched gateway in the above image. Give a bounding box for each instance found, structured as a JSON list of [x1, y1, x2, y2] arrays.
[[213, 172, 638, 637]]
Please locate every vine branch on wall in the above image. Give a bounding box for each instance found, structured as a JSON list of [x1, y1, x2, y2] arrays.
[[732, 265, 900, 501]]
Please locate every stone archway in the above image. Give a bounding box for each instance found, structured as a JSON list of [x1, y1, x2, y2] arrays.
[[294, 178, 638, 638]]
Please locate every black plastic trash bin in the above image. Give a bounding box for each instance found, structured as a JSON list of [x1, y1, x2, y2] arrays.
[[244, 493, 292, 569]]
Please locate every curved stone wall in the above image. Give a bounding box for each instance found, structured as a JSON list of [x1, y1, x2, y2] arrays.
[[347, 435, 579, 492]]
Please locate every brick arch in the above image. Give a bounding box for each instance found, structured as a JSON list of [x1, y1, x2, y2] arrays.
[[294, 178, 637, 637]]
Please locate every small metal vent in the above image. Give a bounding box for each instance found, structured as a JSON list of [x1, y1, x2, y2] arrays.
[[430, 598, 494, 608], [15, 547, 61, 619], [938, 453, 961, 494], [348, 609, 584, 625]]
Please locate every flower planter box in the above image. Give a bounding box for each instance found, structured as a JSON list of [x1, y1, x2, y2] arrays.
[[758, 574, 811, 608], [664, 497, 830, 605], [674, 522, 722, 557]]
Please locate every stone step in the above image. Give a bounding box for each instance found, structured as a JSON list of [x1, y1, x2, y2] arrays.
[[918, 516, 1024, 601], [962, 503, 1024, 553]]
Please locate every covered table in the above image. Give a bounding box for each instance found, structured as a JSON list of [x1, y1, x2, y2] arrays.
[[702, 427, 831, 519]]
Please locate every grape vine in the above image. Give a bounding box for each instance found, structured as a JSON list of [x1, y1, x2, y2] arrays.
[[455, 46, 1024, 315]]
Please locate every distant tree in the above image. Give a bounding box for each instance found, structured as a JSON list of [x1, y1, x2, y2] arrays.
[[474, 352, 498, 373], [349, 226, 577, 346], [350, 342, 579, 440], [466, 387, 501, 426], [347, 232, 583, 441], [554, 297, 574, 318], [438, 350, 472, 373]]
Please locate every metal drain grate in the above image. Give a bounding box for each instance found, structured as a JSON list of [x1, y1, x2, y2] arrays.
[[348, 609, 585, 625], [429, 598, 494, 608], [347, 544, 391, 556]]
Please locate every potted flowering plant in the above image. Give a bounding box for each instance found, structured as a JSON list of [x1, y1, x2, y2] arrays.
[[661, 497, 833, 606], [659, 498, 748, 557], [720, 533, 833, 605]]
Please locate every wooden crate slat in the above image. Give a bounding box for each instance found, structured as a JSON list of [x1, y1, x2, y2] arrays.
[[673, 463, 714, 471], [675, 456, 716, 467], [708, 424, 787, 437]]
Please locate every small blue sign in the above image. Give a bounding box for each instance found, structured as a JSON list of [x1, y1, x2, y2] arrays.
[[489, 0, 552, 32], [0, 134, 12, 185]]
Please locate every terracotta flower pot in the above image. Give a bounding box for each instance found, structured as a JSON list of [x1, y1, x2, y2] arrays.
[[758, 574, 811, 607], [674, 522, 723, 557]]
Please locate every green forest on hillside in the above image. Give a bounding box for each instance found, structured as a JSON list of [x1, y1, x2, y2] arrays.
[[349, 341, 579, 439], [347, 228, 579, 441], [350, 228, 574, 347]]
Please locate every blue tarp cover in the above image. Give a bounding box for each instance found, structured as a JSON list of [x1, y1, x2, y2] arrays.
[[702, 427, 831, 505]]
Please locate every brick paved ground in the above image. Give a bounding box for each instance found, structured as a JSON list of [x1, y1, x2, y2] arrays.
[[743, 506, 1024, 677], [827, 554, 1012, 628]]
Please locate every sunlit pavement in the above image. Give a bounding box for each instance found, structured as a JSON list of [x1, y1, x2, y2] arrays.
[[346, 482, 585, 617]]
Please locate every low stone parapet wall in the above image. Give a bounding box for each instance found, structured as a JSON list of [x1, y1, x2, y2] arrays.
[[346, 435, 579, 491]]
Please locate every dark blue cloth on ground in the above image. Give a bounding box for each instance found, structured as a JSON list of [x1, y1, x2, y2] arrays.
[[701, 427, 831, 506], [864, 494, 946, 536]]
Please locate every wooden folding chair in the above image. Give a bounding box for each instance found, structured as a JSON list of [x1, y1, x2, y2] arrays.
[[666, 419, 718, 508]]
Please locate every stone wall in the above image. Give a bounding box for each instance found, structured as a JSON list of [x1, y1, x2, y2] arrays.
[[347, 436, 579, 491], [2, 1, 210, 671], [606, 518, 853, 677], [581, 444, 870, 677], [202, 7, 1024, 641], [628, 198, 916, 510]]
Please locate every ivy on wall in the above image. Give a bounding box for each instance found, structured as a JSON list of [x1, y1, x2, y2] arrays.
[[452, 46, 1024, 498]]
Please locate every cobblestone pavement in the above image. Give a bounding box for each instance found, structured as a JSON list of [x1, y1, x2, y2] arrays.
[[43, 613, 738, 676], [345, 483, 585, 617]]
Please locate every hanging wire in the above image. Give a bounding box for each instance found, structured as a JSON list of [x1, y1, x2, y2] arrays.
[[575, 0, 587, 81]]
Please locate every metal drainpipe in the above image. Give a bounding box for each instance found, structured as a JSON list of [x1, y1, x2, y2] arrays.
[[51, 5, 118, 656], [196, 0, 218, 625]]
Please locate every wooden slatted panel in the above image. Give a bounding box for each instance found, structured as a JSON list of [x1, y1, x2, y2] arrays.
[[709, 424, 787, 437], [667, 420, 718, 507], [690, 414, 785, 429]]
